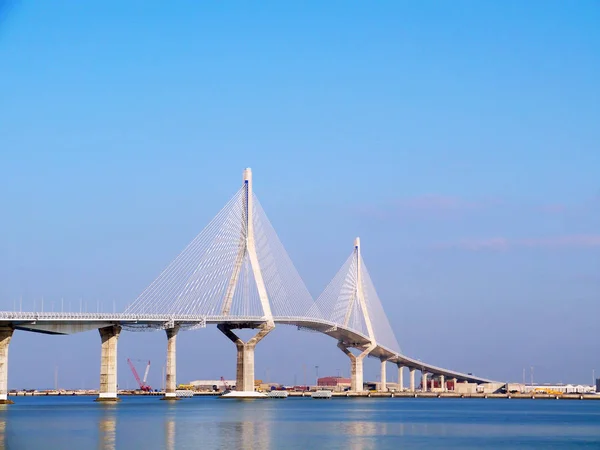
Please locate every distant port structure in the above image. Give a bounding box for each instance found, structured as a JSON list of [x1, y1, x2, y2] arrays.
[[0, 168, 497, 403]]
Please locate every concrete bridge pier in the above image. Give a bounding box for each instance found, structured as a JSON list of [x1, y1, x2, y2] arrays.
[[337, 342, 375, 392], [439, 374, 446, 392], [0, 328, 14, 404], [397, 365, 404, 391], [451, 377, 458, 391], [218, 323, 273, 392], [96, 325, 121, 402], [162, 325, 180, 400], [409, 368, 416, 392], [422, 372, 428, 392], [379, 358, 388, 392]]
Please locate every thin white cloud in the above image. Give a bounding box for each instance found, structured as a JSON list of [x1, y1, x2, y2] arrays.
[[437, 235, 600, 251]]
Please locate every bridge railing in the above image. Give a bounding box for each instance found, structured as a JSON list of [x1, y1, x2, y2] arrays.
[[0, 312, 208, 322]]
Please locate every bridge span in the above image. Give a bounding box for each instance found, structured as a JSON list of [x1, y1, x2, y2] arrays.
[[0, 169, 495, 403]]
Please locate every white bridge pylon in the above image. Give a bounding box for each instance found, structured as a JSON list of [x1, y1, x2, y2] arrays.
[[126, 168, 317, 393], [315, 237, 401, 391], [221, 168, 273, 325], [125, 168, 315, 321], [315, 237, 401, 354]]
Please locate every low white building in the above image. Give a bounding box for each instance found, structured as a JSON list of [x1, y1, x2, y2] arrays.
[[189, 379, 236, 391]]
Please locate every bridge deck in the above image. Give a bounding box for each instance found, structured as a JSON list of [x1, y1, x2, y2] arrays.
[[0, 312, 494, 384]]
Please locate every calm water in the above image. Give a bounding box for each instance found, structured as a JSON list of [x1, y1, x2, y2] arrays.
[[1, 396, 599, 449]]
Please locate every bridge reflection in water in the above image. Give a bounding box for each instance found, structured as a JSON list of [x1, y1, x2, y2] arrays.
[[0, 418, 5, 450], [98, 405, 117, 450], [165, 418, 175, 450], [160, 402, 273, 449]]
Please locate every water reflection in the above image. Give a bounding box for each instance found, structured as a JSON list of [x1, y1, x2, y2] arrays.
[[346, 421, 381, 436], [344, 421, 387, 450], [0, 418, 5, 450], [0, 397, 599, 449], [218, 420, 270, 450], [0, 403, 7, 450], [217, 402, 272, 449], [98, 406, 117, 450], [165, 418, 175, 450]]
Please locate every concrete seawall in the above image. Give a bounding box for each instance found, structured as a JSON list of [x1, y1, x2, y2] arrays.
[[8, 390, 600, 401], [285, 391, 600, 401]]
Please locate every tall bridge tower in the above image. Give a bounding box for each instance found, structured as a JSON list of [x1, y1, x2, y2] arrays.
[[217, 168, 274, 394]]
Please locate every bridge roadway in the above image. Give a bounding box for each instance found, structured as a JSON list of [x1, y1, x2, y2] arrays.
[[0, 311, 494, 403]]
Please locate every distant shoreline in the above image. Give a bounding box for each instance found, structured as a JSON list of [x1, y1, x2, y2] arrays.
[[7, 391, 600, 401]]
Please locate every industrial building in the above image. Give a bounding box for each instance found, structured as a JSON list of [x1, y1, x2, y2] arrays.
[[317, 376, 351, 389]]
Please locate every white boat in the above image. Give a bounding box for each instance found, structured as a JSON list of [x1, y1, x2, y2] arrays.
[[311, 390, 333, 399], [267, 390, 289, 398], [220, 391, 267, 399], [175, 390, 194, 398]]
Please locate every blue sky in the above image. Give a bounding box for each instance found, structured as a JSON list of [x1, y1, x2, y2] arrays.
[[0, 1, 599, 389]]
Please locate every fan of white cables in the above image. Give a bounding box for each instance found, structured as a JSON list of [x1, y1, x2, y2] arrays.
[[314, 251, 368, 338], [125, 187, 265, 317], [361, 261, 401, 354], [125, 186, 317, 320], [252, 195, 318, 319], [315, 248, 402, 353]]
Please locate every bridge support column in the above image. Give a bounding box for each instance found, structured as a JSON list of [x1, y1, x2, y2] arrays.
[[218, 323, 273, 392], [409, 368, 416, 392], [379, 358, 388, 392], [439, 374, 445, 392], [337, 342, 375, 393], [451, 378, 457, 391], [422, 372, 428, 392], [397, 365, 404, 391], [162, 325, 180, 400], [0, 328, 14, 404], [96, 325, 121, 402]]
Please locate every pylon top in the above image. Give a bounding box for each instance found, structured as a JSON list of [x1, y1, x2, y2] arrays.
[[354, 237, 360, 250], [243, 167, 252, 182]]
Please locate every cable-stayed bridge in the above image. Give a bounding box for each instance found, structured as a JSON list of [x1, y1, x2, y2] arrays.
[[0, 168, 494, 402]]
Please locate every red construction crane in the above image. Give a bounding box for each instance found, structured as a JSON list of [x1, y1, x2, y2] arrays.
[[127, 358, 152, 392], [220, 376, 230, 391]]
